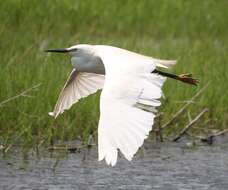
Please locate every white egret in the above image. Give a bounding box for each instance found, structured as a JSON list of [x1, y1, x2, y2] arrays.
[[45, 44, 198, 166]]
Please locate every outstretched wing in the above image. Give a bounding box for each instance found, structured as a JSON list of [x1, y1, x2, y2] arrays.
[[95, 45, 166, 166], [49, 69, 105, 118]]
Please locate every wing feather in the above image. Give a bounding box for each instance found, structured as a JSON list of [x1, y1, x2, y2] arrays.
[[95, 45, 166, 166], [49, 69, 105, 118]]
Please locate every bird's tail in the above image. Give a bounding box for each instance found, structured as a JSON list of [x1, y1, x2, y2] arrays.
[[154, 59, 176, 69]]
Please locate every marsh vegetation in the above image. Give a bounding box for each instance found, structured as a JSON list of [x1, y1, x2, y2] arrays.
[[0, 0, 227, 151]]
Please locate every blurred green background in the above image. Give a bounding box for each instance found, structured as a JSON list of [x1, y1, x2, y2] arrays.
[[0, 0, 227, 149]]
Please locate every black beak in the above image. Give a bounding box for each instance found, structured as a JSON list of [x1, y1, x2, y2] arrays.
[[44, 48, 69, 53]]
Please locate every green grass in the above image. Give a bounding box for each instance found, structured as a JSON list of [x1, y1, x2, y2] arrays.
[[0, 0, 227, 149]]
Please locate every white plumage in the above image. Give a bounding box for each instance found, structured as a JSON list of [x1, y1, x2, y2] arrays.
[[49, 70, 105, 118], [46, 44, 176, 166]]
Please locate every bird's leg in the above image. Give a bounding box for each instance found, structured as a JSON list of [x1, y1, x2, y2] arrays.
[[152, 69, 199, 86]]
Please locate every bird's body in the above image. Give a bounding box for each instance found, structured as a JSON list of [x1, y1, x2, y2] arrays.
[[46, 44, 198, 166], [70, 44, 175, 74]]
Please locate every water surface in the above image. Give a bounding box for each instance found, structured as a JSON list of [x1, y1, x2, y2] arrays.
[[1, 138, 228, 190]]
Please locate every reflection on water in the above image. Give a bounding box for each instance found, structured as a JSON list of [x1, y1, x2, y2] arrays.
[[1, 138, 228, 190]]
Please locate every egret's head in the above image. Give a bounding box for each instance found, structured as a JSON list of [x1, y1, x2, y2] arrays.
[[45, 44, 94, 57]]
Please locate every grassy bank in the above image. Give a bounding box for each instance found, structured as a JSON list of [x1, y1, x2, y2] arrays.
[[0, 0, 227, 149]]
